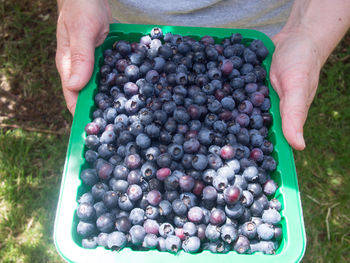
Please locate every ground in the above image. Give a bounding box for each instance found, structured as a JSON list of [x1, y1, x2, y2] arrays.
[[0, 0, 349, 262]]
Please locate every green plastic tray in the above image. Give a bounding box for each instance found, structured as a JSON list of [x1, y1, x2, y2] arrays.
[[54, 23, 306, 263]]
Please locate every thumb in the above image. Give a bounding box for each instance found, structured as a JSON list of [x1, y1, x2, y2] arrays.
[[65, 31, 96, 92], [279, 87, 307, 150]]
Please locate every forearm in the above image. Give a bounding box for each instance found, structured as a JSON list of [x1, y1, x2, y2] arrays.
[[282, 0, 350, 65]]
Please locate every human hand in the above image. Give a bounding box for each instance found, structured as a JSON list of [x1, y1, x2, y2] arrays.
[[270, 28, 322, 150], [56, 0, 111, 115]]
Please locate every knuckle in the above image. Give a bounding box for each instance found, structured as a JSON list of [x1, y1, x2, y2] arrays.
[[70, 52, 89, 65]]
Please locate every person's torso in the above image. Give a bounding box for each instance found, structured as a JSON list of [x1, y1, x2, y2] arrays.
[[109, 0, 294, 37]]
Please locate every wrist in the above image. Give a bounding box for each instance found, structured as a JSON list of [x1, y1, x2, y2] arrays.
[[280, 0, 350, 66], [275, 26, 324, 70], [57, 0, 66, 12]]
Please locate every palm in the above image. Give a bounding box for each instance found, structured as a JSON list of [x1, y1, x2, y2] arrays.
[[269, 31, 321, 150]]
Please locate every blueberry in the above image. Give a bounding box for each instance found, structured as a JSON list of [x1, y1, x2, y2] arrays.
[[143, 233, 159, 249], [221, 224, 238, 244], [182, 222, 197, 237], [219, 145, 235, 160], [143, 219, 160, 235], [213, 120, 227, 133], [242, 166, 258, 182], [82, 237, 98, 249], [126, 170, 141, 185], [262, 156, 277, 172], [129, 225, 146, 245], [257, 223, 274, 240], [250, 148, 264, 162], [165, 235, 181, 253], [114, 216, 132, 233], [202, 186, 218, 201], [178, 175, 194, 192], [91, 182, 109, 201], [192, 154, 208, 171], [182, 236, 201, 253], [157, 237, 167, 251], [187, 206, 203, 223], [233, 235, 250, 254], [263, 179, 278, 195], [208, 100, 222, 113], [113, 165, 129, 180], [85, 135, 100, 150], [145, 205, 160, 220], [118, 193, 135, 211], [171, 199, 186, 216], [180, 192, 198, 209], [97, 162, 114, 181], [159, 223, 175, 238], [80, 169, 98, 186], [269, 198, 282, 211], [262, 208, 281, 225], [236, 113, 250, 127], [223, 186, 241, 205], [261, 140, 274, 154], [221, 97, 235, 111], [96, 213, 115, 233], [240, 221, 257, 239], [274, 227, 283, 240], [127, 184, 143, 202], [198, 129, 213, 146], [226, 159, 241, 173], [78, 192, 94, 205], [173, 107, 190, 124], [210, 208, 226, 225], [124, 153, 142, 169], [103, 191, 119, 209], [97, 232, 109, 247], [250, 133, 263, 147], [241, 190, 254, 208], [149, 27, 163, 40], [256, 194, 269, 210], [183, 138, 200, 153], [129, 121, 144, 137], [128, 208, 145, 225], [205, 224, 221, 241], [77, 203, 96, 221], [168, 144, 184, 161], [77, 221, 96, 238], [250, 200, 264, 217], [225, 202, 244, 219], [212, 175, 228, 192], [256, 45, 269, 60]]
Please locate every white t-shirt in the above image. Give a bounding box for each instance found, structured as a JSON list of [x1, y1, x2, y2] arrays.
[[109, 0, 294, 37]]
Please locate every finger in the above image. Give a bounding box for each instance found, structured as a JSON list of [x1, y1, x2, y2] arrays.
[[279, 87, 307, 150], [62, 88, 78, 115], [56, 20, 78, 115], [65, 24, 96, 92], [56, 21, 71, 87]]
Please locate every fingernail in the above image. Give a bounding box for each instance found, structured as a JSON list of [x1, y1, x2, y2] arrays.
[[66, 74, 80, 88], [296, 132, 306, 149]]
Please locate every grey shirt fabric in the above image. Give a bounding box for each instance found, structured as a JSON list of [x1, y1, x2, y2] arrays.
[[109, 0, 294, 37]]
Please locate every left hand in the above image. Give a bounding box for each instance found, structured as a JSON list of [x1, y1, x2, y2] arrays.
[[270, 28, 322, 150]]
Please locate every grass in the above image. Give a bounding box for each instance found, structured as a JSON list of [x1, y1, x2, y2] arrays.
[[0, 130, 68, 263], [293, 38, 350, 262], [0, 0, 349, 262]]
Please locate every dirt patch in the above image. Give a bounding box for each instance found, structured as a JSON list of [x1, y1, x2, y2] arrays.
[[0, 0, 71, 133]]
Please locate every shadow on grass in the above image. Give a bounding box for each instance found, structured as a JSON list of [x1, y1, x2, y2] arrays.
[[0, 0, 71, 131]]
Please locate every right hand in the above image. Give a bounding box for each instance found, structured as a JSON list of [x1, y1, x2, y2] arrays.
[[56, 0, 112, 115]]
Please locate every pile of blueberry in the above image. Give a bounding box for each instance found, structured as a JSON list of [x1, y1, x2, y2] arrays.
[[77, 27, 282, 255]]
